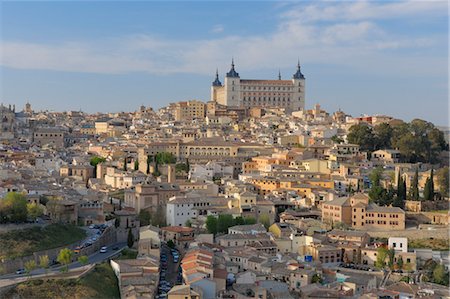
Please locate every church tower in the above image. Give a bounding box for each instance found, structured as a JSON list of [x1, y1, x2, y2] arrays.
[[210, 69, 223, 104], [224, 59, 241, 107], [291, 61, 306, 111]]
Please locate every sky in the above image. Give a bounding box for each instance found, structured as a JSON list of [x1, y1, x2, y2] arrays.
[[0, 1, 448, 125]]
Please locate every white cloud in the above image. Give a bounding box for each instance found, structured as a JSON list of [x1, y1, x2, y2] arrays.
[[0, 1, 446, 77], [211, 24, 224, 33]]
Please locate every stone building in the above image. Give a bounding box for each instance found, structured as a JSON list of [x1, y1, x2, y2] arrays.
[[211, 60, 305, 112]]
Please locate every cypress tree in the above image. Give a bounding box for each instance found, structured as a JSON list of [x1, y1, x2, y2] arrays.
[[424, 177, 432, 201], [410, 168, 419, 200], [123, 157, 127, 171], [127, 228, 134, 248], [430, 168, 434, 200]]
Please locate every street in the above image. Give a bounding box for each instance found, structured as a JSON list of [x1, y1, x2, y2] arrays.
[[0, 242, 127, 281]]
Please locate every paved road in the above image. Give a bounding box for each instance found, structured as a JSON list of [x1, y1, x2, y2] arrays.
[[0, 242, 127, 281]]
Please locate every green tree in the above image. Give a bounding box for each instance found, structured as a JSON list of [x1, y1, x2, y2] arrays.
[[134, 160, 139, 171], [155, 152, 177, 165], [167, 240, 175, 249], [39, 255, 49, 275], [331, 135, 344, 144], [311, 273, 323, 284], [375, 247, 389, 269], [373, 123, 393, 150], [436, 167, 449, 198], [347, 124, 375, 151], [57, 248, 73, 273], [234, 216, 245, 225], [90, 156, 106, 167], [24, 260, 36, 278], [424, 169, 434, 201], [185, 219, 192, 227], [123, 157, 128, 171], [387, 248, 395, 270], [138, 210, 151, 226], [26, 202, 43, 220], [1, 192, 28, 223], [127, 228, 134, 248], [409, 168, 420, 200], [205, 215, 218, 235], [151, 205, 166, 227], [432, 264, 448, 286], [217, 214, 234, 233], [244, 217, 257, 225], [396, 256, 404, 270], [78, 255, 89, 265], [259, 214, 271, 230]]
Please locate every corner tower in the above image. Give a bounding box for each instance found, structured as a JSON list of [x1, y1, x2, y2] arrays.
[[291, 61, 306, 111], [224, 59, 241, 107]]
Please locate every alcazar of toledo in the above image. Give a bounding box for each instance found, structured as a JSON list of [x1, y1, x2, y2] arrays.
[[210, 60, 306, 113]]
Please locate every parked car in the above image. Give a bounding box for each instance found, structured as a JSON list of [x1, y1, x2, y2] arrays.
[[100, 246, 107, 253], [89, 224, 95, 229], [16, 269, 25, 275]]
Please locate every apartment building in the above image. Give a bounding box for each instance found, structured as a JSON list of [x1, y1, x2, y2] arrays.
[[322, 193, 405, 230]]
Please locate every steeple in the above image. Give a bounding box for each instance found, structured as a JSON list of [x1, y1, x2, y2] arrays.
[[226, 58, 240, 78], [292, 60, 305, 79], [212, 68, 222, 86]]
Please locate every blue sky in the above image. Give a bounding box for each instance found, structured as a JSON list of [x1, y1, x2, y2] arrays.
[[0, 1, 448, 125]]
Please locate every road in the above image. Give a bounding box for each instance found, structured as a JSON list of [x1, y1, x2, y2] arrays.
[[0, 242, 128, 281]]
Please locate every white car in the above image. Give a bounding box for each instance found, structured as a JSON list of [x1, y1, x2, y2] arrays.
[[100, 246, 107, 253]]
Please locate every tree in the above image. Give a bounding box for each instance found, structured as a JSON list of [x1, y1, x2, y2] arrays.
[[375, 247, 389, 269], [151, 205, 166, 227], [138, 210, 151, 226], [1, 192, 28, 223], [373, 123, 393, 150], [409, 168, 420, 200], [217, 214, 234, 234], [393, 173, 406, 209], [244, 217, 257, 225], [39, 255, 49, 275], [24, 260, 36, 278], [432, 264, 449, 286], [167, 240, 175, 249], [234, 216, 245, 226], [387, 248, 395, 270], [311, 273, 323, 284], [155, 152, 176, 165], [436, 167, 449, 198], [258, 214, 271, 230], [115, 217, 121, 228], [26, 202, 43, 220], [205, 215, 218, 235], [134, 160, 139, 171], [397, 256, 404, 270], [123, 157, 128, 171], [78, 255, 89, 265], [127, 228, 134, 248], [331, 135, 344, 144], [424, 169, 434, 201], [185, 219, 192, 227], [57, 248, 73, 272], [90, 156, 106, 167], [347, 124, 375, 151]]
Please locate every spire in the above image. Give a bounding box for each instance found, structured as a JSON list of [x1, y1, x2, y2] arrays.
[[212, 68, 222, 86], [278, 70, 281, 80], [293, 60, 305, 79], [226, 58, 239, 78]]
